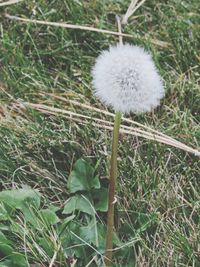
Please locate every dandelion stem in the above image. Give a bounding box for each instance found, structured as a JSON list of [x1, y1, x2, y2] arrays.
[[105, 111, 122, 266]]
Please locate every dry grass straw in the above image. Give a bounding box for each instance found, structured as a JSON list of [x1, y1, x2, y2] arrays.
[[5, 14, 132, 38], [0, 0, 23, 7], [5, 14, 170, 48], [122, 0, 147, 24], [13, 97, 200, 157]]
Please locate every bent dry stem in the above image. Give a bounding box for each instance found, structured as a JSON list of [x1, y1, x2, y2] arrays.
[[105, 111, 122, 266]]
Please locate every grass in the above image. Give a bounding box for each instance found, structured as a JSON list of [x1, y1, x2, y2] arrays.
[[0, 0, 200, 266]]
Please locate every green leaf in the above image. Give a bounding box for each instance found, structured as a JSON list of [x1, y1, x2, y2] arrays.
[[78, 220, 120, 251], [0, 203, 9, 221], [0, 261, 13, 267], [21, 207, 59, 230], [0, 243, 13, 256], [9, 253, 28, 267], [60, 221, 80, 248], [0, 189, 41, 211], [79, 218, 99, 247], [63, 214, 76, 224], [48, 204, 60, 213], [0, 231, 10, 245], [63, 195, 95, 215], [40, 209, 60, 225], [67, 159, 100, 193], [93, 188, 108, 212], [39, 237, 54, 257], [58, 215, 76, 235], [20, 206, 40, 228]]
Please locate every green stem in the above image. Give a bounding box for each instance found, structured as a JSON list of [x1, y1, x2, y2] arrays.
[[105, 111, 122, 267]]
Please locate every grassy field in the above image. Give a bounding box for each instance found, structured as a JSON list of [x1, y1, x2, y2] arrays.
[[0, 0, 200, 266]]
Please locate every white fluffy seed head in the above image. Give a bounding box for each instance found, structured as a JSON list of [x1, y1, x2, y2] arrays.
[[91, 44, 165, 114]]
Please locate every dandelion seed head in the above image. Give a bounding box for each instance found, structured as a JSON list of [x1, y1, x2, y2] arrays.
[[92, 44, 164, 114]]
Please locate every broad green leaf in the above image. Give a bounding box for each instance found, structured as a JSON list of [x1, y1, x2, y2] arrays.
[[60, 221, 80, 248], [63, 214, 76, 224], [21, 206, 39, 227], [79, 218, 99, 247], [48, 204, 60, 213], [67, 159, 100, 193], [93, 223, 122, 253], [58, 215, 76, 234], [93, 188, 108, 212], [63, 195, 95, 215], [9, 253, 28, 267], [0, 231, 10, 245], [20, 207, 59, 230], [78, 220, 120, 251], [21, 207, 59, 230], [0, 261, 13, 267], [41, 209, 60, 225], [0, 203, 9, 221], [39, 237, 54, 257], [0, 189, 40, 211], [0, 243, 13, 256]]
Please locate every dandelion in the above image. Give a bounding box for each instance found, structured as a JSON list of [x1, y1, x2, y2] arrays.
[[91, 43, 164, 266], [92, 43, 164, 114]]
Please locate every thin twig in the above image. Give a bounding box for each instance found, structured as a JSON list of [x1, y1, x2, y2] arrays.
[[41, 93, 188, 144], [5, 14, 131, 38], [34, 94, 200, 156], [15, 101, 200, 156], [5, 14, 171, 48]]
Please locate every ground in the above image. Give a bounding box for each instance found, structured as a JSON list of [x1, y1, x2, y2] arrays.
[[0, 0, 200, 266]]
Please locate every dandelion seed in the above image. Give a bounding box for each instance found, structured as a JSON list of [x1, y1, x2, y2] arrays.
[[92, 44, 164, 114]]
